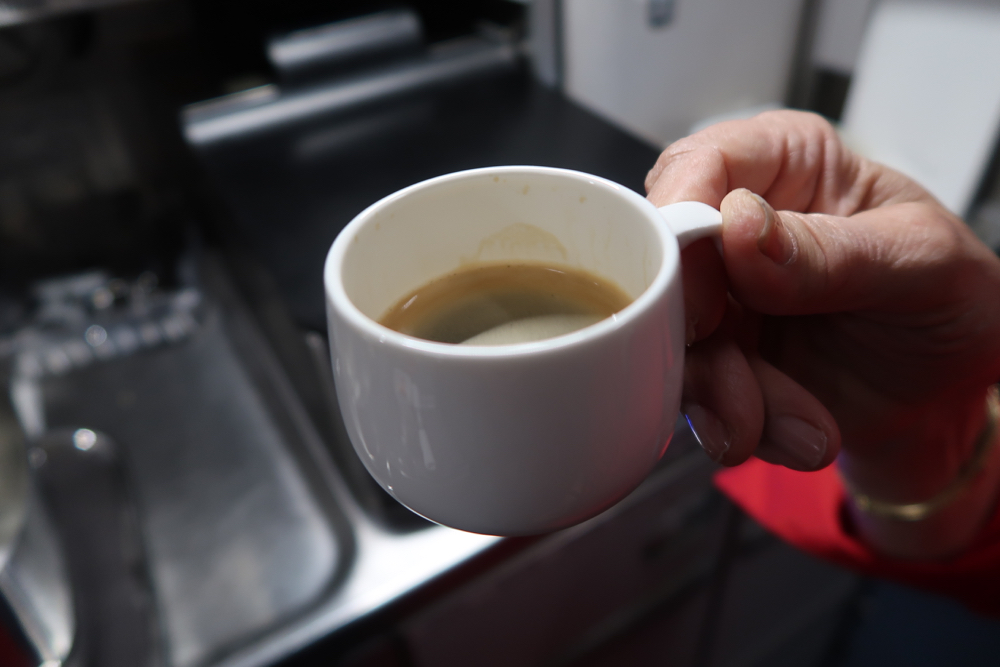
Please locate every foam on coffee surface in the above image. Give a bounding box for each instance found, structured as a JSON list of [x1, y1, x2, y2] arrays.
[[459, 314, 603, 346], [379, 262, 632, 345]]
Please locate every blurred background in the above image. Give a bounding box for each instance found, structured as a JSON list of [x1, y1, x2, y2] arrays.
[[0, 1, 1000, 666]]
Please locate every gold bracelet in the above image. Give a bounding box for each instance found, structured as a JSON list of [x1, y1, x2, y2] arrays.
[[842, 386, 1000, 522]]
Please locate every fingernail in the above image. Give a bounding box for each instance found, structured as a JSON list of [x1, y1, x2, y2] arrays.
[[750, 193, 794, 264], [684, 403, 731, 462], [763, 415, 826, 469]]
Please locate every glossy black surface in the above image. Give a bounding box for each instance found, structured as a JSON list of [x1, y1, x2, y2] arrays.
[[192, 68, 662, 332]]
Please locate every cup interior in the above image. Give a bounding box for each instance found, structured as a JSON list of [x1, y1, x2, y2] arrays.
[[338, 168, 668, 324]]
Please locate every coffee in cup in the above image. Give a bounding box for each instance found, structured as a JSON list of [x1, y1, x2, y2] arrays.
[[378, 261, 632, 346]]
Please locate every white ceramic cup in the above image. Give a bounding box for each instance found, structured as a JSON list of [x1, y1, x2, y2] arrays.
[[324, 166, 720, 535]]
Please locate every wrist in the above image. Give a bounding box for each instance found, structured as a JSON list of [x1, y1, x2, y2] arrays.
[[838, 387, 993, 504], [838, 386, 1000, 560]]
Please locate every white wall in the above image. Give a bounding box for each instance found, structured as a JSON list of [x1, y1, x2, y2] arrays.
[[811, 0, 876, 74], [562, 0, 805, 146]]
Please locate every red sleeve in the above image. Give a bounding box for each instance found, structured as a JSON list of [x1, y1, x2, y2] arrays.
[[714, 458, 1000, 618]]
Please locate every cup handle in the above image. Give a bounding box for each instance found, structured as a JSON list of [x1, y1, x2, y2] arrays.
[[657, 202, 723, 249]]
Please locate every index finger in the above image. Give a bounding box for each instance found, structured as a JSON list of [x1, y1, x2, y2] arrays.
[[645, 110, 882, 215]]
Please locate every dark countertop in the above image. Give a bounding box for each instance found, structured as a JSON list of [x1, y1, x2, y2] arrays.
[[191, 67, 663, 332]]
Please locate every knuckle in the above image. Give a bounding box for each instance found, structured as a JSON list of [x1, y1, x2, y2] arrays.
[[645, 139, 707, 192]]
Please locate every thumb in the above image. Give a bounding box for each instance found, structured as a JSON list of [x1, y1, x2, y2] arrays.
[[719, 188, 971, 316]]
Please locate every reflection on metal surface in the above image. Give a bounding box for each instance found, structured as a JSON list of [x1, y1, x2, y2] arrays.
[[2, 271, 202, 385], [183, 85, 280, 126], [184, 37, 518, 145], [72, 428, 96, 451], [0, 385, 27, 574], [267, 9, 423, 82], [32, 429, 161, 666], [40, 307, 345, 667], [85, 324, 108, 347], [5, 261, 504, 667], [0, 493, 75, 666], [215, 520, 498, 667]]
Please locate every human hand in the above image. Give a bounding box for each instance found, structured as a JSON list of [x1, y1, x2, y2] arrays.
[[646, 110, 1000, 557]]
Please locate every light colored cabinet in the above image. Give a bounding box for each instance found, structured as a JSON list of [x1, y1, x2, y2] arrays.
[[562, 0, 807, 146]]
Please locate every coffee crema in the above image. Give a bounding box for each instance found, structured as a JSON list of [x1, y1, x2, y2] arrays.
[[378, 262, 633, 345]]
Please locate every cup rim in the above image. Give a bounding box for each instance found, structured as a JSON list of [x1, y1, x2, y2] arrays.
[[324, 165, 679, 358]]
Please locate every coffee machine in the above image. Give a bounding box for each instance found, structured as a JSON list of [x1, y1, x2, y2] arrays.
[[0, 3, 862, 666]]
